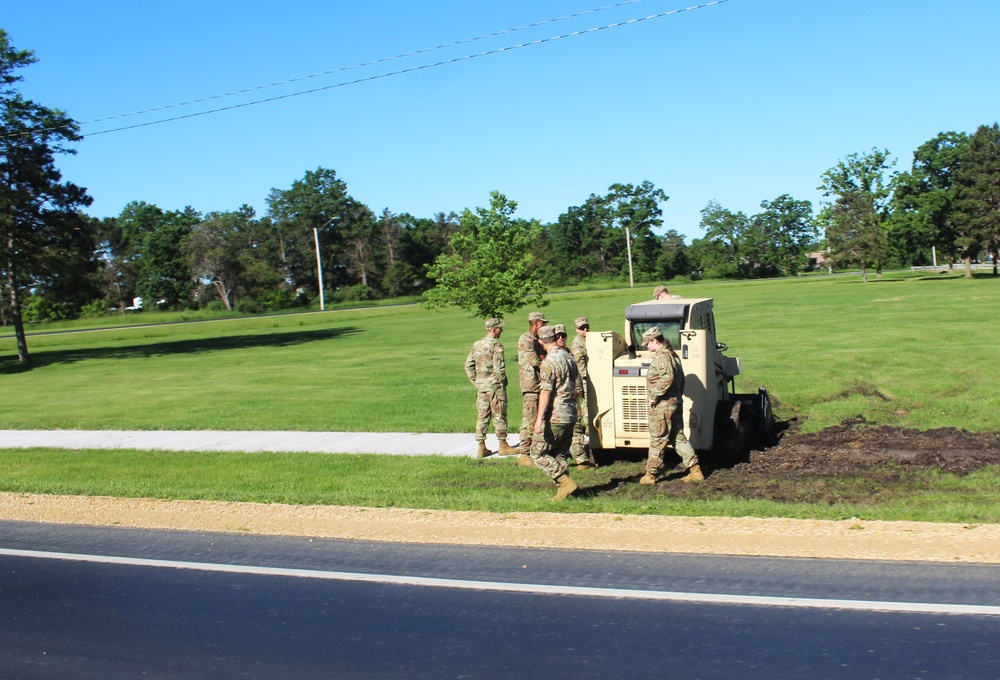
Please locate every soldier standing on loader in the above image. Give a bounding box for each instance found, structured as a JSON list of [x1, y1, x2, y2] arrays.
[[531, 325, 580, 501], [517, 311, 547, 467], [465, 318, 519, 458], [640, 326, 703, 484], [570, 317, 598, 469]]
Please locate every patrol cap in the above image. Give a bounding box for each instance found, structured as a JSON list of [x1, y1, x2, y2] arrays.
[[528, 311, 548, 323], [575, 316, 589, 329], [537, 324, 556, 341], [641, 326, 664, 344], [653, 285, 668, 297], [553, 324, 567, 337], [485, 317, 505, 330]]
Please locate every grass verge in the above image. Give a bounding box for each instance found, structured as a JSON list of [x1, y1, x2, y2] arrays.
[[2, 449, 998, 524]]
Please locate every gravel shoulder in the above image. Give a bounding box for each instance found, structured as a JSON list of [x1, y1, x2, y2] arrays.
[[3, 492, 1000, 564]]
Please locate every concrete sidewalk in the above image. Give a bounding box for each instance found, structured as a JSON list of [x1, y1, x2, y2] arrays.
[[0, 430, 521, 457]]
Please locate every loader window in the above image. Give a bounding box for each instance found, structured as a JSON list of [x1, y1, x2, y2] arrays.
[[632, 320, 682, 350]]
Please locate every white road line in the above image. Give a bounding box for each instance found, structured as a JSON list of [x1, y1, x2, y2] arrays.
[[3, 547, 1000, 616]]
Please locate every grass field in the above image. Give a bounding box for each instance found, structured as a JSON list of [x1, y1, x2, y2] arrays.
[[2, 271, 998, 433], [2, 271, 999, 521]]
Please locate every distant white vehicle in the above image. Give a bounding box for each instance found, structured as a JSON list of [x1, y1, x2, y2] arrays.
[[124, 297, 143, 311]]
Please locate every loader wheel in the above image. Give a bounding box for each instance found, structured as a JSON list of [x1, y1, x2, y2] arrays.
[[712, 398, 755, 468]]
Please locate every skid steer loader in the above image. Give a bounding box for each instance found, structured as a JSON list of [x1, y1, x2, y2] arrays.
[[585, 296, 772, 466]]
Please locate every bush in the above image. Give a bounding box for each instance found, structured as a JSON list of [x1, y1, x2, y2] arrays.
[[332, 284, 381, 303], [78, 300, 108, 319], [22, 296, 74, 322]]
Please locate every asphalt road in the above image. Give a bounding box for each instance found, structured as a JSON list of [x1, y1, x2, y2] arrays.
[[2, 521, 999, 679]]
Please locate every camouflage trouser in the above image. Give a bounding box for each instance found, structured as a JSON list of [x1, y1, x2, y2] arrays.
[[519, 392, 539, 455], [475, 387, 508, 441], [569, 391, 592, 464], [531, 420, 575, 481], [647, 399, 697, 474]]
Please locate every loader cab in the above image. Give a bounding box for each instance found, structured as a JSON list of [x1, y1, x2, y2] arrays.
[[624, 299, 718, 354]]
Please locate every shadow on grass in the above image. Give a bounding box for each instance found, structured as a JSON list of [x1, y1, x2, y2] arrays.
[[0, 326, 362, 373]]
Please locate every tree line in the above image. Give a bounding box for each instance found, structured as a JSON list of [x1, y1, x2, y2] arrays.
[[3, 29, 1000, 363]]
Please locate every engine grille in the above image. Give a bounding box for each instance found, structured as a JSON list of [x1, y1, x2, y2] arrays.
[[619, 385, 649, 433]]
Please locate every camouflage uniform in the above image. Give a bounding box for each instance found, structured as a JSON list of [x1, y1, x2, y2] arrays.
[[465, 327, 508, 443], [531, 344, 579, 481], [569, 326, 593, 465], [518, 316, 545, 456], [646, 342, 698, 476]]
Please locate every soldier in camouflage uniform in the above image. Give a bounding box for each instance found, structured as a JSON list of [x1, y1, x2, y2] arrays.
[[640, 326, 702, 484], [517, 311, 547, 467], [553, 323, 596, 468], [465, 318, 518, 458], [569, 317, 597, 468], [531, 325, 580, 500]]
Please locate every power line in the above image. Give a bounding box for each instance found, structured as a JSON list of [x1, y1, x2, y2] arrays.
[[2, 1, 730, 140], [82, 0, 651, 126]]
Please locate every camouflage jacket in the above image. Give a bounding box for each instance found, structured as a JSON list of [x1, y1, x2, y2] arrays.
[[646, 346, 684, 405], [465, 336, 507, 392], [570, 334, 588, 381], [538, 346, 578, 424], [517, 330, 543, 393]]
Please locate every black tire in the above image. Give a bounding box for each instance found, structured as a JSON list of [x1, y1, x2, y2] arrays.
[[711, 399, 742, 468]]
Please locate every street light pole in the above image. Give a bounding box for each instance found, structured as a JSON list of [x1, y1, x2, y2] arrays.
[[314, 227, 325, 311]]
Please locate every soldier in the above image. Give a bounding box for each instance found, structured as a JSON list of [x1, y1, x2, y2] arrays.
[[531, 325, 580, 500], [553, 324, 568, 348], [517, 311, 547, 467], [569, 316, 597, 468], [465, 318, 518, 458], [653, 284, 680, 300], [552, 323, 597, 468], [640, 325, 702, 484]]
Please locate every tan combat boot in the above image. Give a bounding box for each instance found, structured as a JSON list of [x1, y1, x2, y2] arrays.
[[576, 459, 599, 470], [477, 441, 494, 458], [552, 474, 579, 501], [497, 438, 519, 456], [680, 464, 704, 482], [517, 454, 536, 467], [639, 472, 658, 485]]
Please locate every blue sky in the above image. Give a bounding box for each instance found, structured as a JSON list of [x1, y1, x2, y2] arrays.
[[5, 0, 998, 241]]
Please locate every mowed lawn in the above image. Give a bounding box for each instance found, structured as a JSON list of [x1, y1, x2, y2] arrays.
[[1, 271, 997, 434]]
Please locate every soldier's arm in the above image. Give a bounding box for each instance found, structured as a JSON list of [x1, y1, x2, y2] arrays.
[[646, 354, 674, 403], [495, 343, 507, 386], [519, 335, 541, 367], [465, 348, 477, 384], [535, 389, 551, 434]]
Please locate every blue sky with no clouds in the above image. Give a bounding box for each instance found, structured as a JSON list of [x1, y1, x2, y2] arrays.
[[4, 0, 998, 240]]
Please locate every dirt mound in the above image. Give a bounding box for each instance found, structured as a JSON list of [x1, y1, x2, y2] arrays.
[[747, 423, 1000, 476], [624, 422, 1000, 506]]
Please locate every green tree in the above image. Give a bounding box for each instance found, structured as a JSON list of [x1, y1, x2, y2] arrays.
[[0, 30, 92, 363], [890, 131, 969, 268], [655, 228, 691, 280], [188, 205, 281, 311], [697, 200, 750, 278], [953, 123, 1000, 277], [748, 195, 817, 276], [549, 195, 612, 280], [117, 201, 199, 308], [266, 168, 376, 296], [604, 181, 668, 285], [818, 148, 897, 282], [424, 191, 546, 319]]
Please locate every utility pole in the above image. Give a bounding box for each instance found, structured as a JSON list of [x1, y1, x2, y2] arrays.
[[314, 227, 325, 311]]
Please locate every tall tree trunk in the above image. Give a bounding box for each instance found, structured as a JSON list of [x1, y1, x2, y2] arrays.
[[6, 249, 29, 364]]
